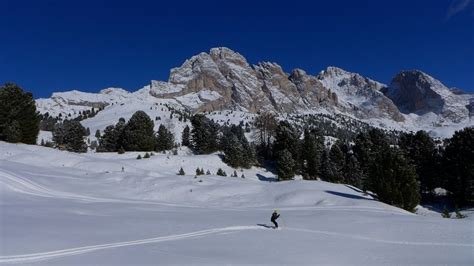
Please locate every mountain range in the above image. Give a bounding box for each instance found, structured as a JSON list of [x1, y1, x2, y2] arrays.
[[36, 47, 473, 138]]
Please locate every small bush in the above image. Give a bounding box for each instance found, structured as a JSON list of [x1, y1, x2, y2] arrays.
[[137, 154, 142, 160], [441, 206, 451, 218], [144, 152, 150, 159], [217, 168, 227, 177], [178, 167, 185, 175]]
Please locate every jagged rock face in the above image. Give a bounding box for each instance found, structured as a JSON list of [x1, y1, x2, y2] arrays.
[[149, 48, 404, 122], [317, 67, 405, 122], [384, 70, 471, 123]]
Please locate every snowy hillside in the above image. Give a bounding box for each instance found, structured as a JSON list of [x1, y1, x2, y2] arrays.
[[1, 142, 473, 264]]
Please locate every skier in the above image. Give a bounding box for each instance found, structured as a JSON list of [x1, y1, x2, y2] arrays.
[[271, 210, 280, 228]]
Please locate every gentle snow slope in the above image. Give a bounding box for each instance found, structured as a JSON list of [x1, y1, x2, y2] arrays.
[[0, 142, 473, 265]]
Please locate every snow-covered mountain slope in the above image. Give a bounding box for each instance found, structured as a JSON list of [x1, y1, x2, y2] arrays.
[[1, 142, 473, 265], [35, 47, 473, 138]]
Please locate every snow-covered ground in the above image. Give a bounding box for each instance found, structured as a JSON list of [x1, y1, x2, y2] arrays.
[[0, 142, 473, 265]]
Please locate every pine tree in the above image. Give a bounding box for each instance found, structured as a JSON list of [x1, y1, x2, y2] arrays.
[[206, 170, 211, 175], [327, 142, 345, 183], [343, 153, 363, 188], [178, 167, 185, 175], [121, 111, 156, 151], [274, 121, 301, 174], [53, 120, 87, 152], [196, 168, 202, 176], [0, 83, 40, 144], [95, 129, 101, 138], [442, 127, 474, 206], [144, 152, 150, 158], [137, 154, 142, 159], [367, 147, 420, 212], [156, 124, 174, 151], [277, 149, 295, 181], [182, 125, 190, 147], [190, 114, 220, 154], [302, 128, 324, 180], [217, 168, 226, 176], [86, 127, 91, 136], [233, 170, 238, 177], [442, 206, 451, 218], [399, 130, 439, 197]]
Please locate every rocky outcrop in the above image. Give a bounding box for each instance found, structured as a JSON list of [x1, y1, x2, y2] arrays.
[[317, 67, 404, 122], [149, 47, 405, 122], [383, 70, 472, 123]]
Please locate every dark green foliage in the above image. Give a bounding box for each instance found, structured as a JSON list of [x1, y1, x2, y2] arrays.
[[121, 111, 156, 151], [52, 120, 87, 152], [216, 168, 227, 176], [324, 142, 345, 183], [137, 154, 142, 159], [196, 168, 203, 176], [95, 129, 101, 138], [343, 153, 363, 188], [191, 114, 220, 154], [302, 128, 325, 180], [367, 147, 420, 212], [97, 119, 126, 152], [353, 128, 391, 190], [144, 152, 150, 158], [443, 127, 474, 206], [0, 83, 40, 144], [86, 127, 91, 136], [277, 149, 295, 181], [178, 167, 185, 175], [117, 146, 125, 154], [399, 131, 440, 197], [441, 206, 451, 218], [182, 125, 190, 147], [274, 121, 301, 176], [222, 125, 255, 168], [156, 124, 174, 152]]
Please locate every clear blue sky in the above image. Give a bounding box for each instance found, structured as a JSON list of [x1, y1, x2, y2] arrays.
[[1, 0, 473, 98]]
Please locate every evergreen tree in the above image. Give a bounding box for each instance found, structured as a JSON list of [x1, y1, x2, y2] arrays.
[[217, 168, 226, 176], [326, 142, 345, 183], [53, 120, 87, 152], [277, 149, 295, 181], [190, 114, 219, 154], [343, 153, 363, 188], [178, 167, 185, 175], [156, 124, 174, 151], [121, 111, 156, 151], [0, 83, 40, 144], [117, 146, 125, 154], [97, 125, 119, 152], [302, 128, 324, 180], [206, 170, 211, 175], [182, 125, 190, 147], [95, 129, 101, 138], [367, 147, 420, 212], [443, 127, 474, 206], [399, 131, 439, 197], [144, 152, 150, 158], [137, 154, 142, 159], [196, 168, 202, 176], [222, 125, 256, 168], [86, 127, 91, 136], [274, 121, 301, 174]]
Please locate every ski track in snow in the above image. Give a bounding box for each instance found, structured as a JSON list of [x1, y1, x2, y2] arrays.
[[1, 225, 472, 264], [0, 226, 262, 264], [0, 169, 198, 208], [0, 168, 409, 215]]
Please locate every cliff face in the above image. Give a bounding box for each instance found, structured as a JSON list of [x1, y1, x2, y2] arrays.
[[384, 70, 472, 123], [149, 47, 403, 121]]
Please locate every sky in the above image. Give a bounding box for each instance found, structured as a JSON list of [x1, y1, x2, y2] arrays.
[[1, 0, 473, 98]]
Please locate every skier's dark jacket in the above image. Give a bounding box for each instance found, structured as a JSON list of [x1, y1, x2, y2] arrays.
[[271, 212, 280, 222]]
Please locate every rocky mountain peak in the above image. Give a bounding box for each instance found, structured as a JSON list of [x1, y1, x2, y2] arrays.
[[383, 70, 472, 123]]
